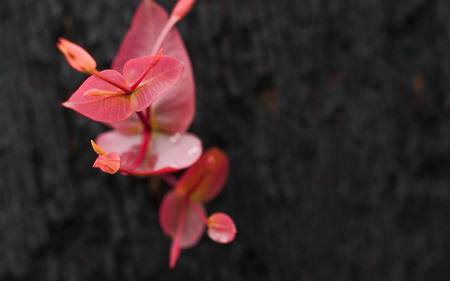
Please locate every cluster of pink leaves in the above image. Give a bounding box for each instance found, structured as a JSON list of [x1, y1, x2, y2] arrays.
[[58, 0, 236, 268]]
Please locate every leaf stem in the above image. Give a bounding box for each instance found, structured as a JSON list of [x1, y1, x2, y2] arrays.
[[170, 197, 188, 268], [127, 109, 153, 173], [129, 129, 152, 171], [152, 16, 178, 54], [137, 111, 151, 131]]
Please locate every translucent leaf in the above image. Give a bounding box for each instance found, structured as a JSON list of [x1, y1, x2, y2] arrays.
[[107, 114, 144, 136], [63, 55, 183, 123], [96, 131, 202, 175], [207, 213, 237, 244], [176, 148, 229, 203], [112, 0, 195, 133], [62, 70, 132, 123], [123, 55, 184, 112], [159, 191, 206, 248]]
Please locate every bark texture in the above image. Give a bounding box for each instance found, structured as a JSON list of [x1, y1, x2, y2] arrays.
[[1, 0, 449, 280]]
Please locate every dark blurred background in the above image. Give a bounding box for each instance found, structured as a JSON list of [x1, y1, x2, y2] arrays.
[[1, 0, 450, 280]]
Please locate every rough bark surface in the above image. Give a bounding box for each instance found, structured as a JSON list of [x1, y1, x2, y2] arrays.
[[1, 0, 449, 280]]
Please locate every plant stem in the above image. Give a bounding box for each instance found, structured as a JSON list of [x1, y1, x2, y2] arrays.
[[128, 109, 152, 173], [161, 174, 178, 188], [169, 197, 188, 268], [136, 111, 151, 131], [129, 130, 151, 171]]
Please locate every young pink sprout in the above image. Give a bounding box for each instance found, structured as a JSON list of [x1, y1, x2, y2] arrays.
[[91, 140, 121, 174], [112, 0, 196, 133], [95, 0, 201, 176], [58, 0, 234, 269], [159, 148, 236, 268], [172, 0, 196, 21], [57, 38, 97, 74]]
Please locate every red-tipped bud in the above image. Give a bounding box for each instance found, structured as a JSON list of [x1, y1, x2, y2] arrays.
[[207, 213, 237, 244], [171, 0, 196, 20], [57, 37, 97, 74], [91, 140, 120, 174]]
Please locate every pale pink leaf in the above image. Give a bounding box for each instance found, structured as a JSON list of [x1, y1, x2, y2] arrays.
[[96, 130, 202, 175], [62, 70, 133, 123], [169, 240, 181, 269], [159, 191, 206, 248], [122, 55, 185, 112], [108, 114, 144, 136]]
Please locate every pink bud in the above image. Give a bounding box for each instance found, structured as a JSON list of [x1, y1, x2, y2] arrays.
[[172, 0, 196, 20], [207, 213, 237, 244], [93, 152, 121, 174], [57, 37, 97, 74], [91, 140, 120, 174]]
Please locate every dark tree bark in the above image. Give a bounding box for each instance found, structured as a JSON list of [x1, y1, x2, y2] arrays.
[[1, 0, 449, 280]]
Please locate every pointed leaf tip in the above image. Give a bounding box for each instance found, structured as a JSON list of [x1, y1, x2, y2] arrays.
[[169, 241, 181, 269], [57, 37, 97, 74], [207, 213, 237, 244], [172, 0, 196, 20], [91, 140, 106, 155]]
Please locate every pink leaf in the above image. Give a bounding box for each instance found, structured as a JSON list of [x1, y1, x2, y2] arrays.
[[122, 55, 185, 112], [96, 130, 202, 175], [159, 191, 206, 248], [176, 148, 230, 203], [207, 213, 237, 244], [62, 70, 132, 123], [63, 55, 183, 123], [112, 0, 195, 133]]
